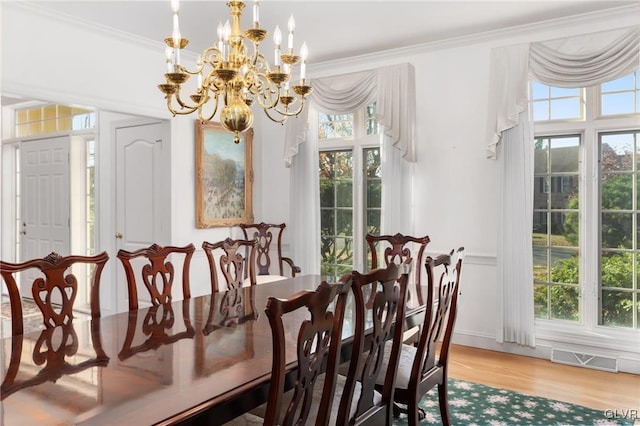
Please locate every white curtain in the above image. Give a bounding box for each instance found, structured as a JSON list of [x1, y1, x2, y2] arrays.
[[289, 117, 321, 274], [529, 26, 640, 88], [497, 111, 535, 346], [487, 25, 640, 347], [285, 63, 417, 274], [378, 64, 416, 235]]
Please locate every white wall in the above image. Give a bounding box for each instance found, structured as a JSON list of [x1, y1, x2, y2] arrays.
[[259, 6, 640, 369], [2, 2, 639, 369]]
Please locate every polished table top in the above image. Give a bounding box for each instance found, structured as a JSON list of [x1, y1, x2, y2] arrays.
[[0, 275, 428, 426]]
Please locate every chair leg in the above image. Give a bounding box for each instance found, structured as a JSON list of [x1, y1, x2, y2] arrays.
[[407, 393, 428, 426], [437, 381, 451, 426], [406, 402, 419, 426], [392, 402, 405, 418]]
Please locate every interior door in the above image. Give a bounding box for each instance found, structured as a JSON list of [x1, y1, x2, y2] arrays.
[[20, 136, 71, 297], [115, 121, 169, 310]]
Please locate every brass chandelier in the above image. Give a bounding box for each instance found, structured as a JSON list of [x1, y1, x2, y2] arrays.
[[158, 0, 313, 143]]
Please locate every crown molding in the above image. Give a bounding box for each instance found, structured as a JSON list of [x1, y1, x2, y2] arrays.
[[2, 80, 168, 120], [310, 4, 640, 75], [9, 1, 165, 52]]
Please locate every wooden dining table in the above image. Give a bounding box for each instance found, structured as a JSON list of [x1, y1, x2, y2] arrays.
[[0, 274, 428, 426]]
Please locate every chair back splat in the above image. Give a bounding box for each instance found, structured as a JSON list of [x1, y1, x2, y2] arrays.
[[366, 233, 429, 305], [338, 262, 411, 425], [263, 277, 352, 426], [117, 243, 195, 310], [239, 222, 301, 277], [202, 237, 257, 292], [0, 251, 110, 335]]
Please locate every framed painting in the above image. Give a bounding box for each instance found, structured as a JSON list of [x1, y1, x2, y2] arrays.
[[195, 121, 254, 228]]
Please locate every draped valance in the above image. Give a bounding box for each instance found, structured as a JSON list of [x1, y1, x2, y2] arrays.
[[487, 26, 640, 158], [284, 63, 416, 166]]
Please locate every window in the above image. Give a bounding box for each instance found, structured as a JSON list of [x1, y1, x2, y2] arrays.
[[533, 136, 580, 321], [15, 104, 95, 137], [601, 73, 640, 116], [86, 139, 96, 256], [532, 82, 583, 121], [532, 70, 640, 329], [600, 131, 640, 327], [318, 104, 381, 279]]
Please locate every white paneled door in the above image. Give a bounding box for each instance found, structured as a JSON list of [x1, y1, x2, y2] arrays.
[[20, 136, 70, 296], [115, 120, 169, 310]]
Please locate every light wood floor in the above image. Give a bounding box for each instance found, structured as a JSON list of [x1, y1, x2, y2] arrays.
[[447, 344, 640, 412]]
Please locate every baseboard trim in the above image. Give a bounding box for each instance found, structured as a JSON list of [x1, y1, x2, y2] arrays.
[[452, 330, 640, 374]]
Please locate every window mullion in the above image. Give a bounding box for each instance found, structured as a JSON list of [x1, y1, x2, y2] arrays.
[[353, 146, 363, 271], [582, 114, 598, 329]]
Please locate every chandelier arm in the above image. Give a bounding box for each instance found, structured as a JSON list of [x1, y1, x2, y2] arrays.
[[262, 108, 288, 124], [178, 65, 201, 76], [167, 103, 200, 116], [198, 92, 221, 122], [250, 76, 281, 110], [174, 88, 206, 111], [248, 42, 265, 70], [269, 100, 307, 119]]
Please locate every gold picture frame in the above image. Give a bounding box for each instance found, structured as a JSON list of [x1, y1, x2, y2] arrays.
[[195, 122, 254, 228]]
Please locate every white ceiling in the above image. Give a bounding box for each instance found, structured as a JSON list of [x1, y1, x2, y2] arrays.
[[2, 0, 634, 106], [27, 0, 636, 64]]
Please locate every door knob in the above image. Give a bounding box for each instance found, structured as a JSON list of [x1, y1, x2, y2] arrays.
[[115, 232, 123, 239]]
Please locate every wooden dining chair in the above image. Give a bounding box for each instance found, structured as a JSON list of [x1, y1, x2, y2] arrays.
[[116, 243, 195, 310], [202, 237, 257, 292], [366, 233, 430, 302], [225, 277, 352, 425], [377, 247, 465, 426], [0, 251, 110, 335], [366, 233, 429, 345], [262, 278, 352, 425], [336, 262, 410, 425], [0, 252, 111, 401], [239, 222, 301, 279]]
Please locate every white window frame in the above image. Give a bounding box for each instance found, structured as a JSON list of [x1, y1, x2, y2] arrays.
[[533, 80, 640, 350], [318, 107, 381, 273]]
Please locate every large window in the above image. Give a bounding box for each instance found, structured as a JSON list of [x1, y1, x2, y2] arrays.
[[319, 104, 381, 279], [532, 71, 640, 329]]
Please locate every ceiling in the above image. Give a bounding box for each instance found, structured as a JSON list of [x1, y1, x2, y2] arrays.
[[2, 0, 635, 107], [27, 0, 636, 64]]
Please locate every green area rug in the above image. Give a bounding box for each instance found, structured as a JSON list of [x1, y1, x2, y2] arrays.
[[393, 378, 634, 426]]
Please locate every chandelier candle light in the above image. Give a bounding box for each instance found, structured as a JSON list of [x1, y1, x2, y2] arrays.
[[158, 0, 313, 143]]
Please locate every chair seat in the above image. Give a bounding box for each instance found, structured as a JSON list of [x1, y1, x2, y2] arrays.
[[249, 373, 382, 423], [376, 340, 421, 390]]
